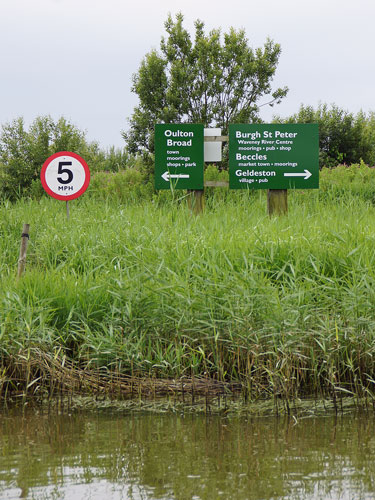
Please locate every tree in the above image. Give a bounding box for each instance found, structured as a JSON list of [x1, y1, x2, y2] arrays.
[[124, 13, 288, 161], [0, 116, 89, 199], [0, 115, 140, 200], [274, 104, 375, 168]]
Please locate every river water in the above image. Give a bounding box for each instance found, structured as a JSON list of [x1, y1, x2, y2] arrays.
[[1, 403, 375, 499]]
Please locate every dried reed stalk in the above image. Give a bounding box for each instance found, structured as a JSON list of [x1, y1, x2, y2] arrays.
[[1, 349, 242, 398]]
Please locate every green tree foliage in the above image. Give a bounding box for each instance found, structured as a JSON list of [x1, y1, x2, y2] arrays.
[[274, 104, 375, 168], [0, 116, 88, 199], [124, 13, 288, 161], [0, 116, 138, 200]]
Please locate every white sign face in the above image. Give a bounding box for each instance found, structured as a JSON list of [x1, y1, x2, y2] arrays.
[[41, 152, 90, 201], [204, 128, 222, 162]]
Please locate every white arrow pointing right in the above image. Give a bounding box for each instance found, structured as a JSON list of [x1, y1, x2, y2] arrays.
[[284, 169, 312, 180]]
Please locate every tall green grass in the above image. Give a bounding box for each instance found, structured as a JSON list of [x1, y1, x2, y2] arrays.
[[2, 168, 375, 399]]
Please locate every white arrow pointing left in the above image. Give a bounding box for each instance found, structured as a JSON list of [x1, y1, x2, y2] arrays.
[[162, 171, 190, 182], [284, 169, 312, 180]]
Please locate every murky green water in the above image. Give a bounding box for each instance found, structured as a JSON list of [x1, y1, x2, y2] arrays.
[[1, 404, 375, 499]]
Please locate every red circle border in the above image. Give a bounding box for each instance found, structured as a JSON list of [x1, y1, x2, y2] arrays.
[[40, 151, 91, 201]]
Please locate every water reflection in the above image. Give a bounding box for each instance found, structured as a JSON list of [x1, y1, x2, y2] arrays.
[[1, 405, 375, 499]]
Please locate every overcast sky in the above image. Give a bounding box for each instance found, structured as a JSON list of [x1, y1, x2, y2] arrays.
[[1, 0, 374, 149]]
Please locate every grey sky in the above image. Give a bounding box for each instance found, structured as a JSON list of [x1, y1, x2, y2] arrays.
[[1, 0, 374, 149]]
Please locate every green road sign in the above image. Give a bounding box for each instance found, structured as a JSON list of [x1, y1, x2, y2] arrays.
[[229, 124, 319, 190], [155, 124, 204, 190]]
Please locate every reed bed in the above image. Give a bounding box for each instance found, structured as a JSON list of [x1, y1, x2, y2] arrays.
[[1, 348, 241, 399], [2, 175, 375, 401]]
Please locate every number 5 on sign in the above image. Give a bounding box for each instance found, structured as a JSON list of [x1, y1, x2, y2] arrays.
[[41, 151, 90, 201]]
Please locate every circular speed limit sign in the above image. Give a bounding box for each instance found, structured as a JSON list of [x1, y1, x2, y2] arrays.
[[41, 151, 90, 201]]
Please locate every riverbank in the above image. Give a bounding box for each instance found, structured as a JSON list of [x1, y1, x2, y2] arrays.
[[2, 349, 373, 417], [2, 169, 375, 401]]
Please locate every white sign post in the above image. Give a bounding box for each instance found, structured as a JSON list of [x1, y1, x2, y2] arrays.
[[41, 152, 90, 219]]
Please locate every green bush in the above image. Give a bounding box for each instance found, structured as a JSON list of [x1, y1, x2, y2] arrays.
[[89, 169, 153, 203], [274, 104, 375, 168], [320, 161, 375, 203], [0, 116, 89, 200], [0, 116, 145, 201], [204, 164, 229, 182]]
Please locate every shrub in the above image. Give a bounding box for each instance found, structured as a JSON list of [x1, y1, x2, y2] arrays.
[[320, 161, 375, 203], [274, 104, 375, 168], [0, 116, 142, 201], [0, 116, 88, 200], [89, 169, 153, 203]]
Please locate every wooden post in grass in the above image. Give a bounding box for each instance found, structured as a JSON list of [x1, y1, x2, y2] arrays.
[[17, 224, 30, 279], [267, 189, 288, 216], [187, 189, 205, 215], [186, 135, 228, 215]]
